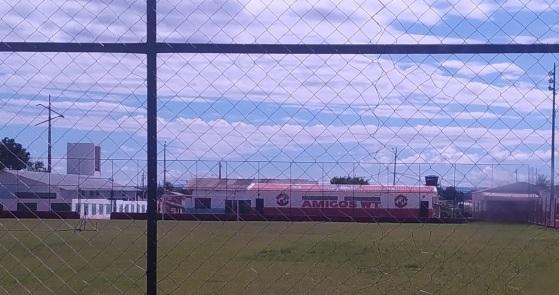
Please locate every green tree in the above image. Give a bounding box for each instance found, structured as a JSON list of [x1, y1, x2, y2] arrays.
[[27, 161, 46, 172], [0, 137, 30, 170], [330, 176, 369, 185], [438, 186, 465, 202], [535, 174, 550, 188]]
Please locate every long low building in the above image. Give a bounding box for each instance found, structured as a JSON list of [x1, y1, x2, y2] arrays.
[[0, 169, 139, 212], [185, 177, 440, 219], [472, 182, 540, 222]]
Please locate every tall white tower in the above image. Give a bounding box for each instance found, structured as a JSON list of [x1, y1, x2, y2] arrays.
[[67, 143, 101, 176]]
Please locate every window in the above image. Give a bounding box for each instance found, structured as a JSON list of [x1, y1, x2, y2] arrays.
[[195, 198, 211, 209], [142, 205, 146, 212], [99, 204, 104, 215], [106, 204, 112, 214], [92, 204, 97, 215], [302, 196, 338, 201], [343, 196, 381, 202], [119, 204, 123, 212], [94, 146, 101, 172], [124, 205, 129, 213], [51, 203, 71, 212], [131, 205, 135, 212], [17, 203, 37, 212], [15, 192, 56, 199]]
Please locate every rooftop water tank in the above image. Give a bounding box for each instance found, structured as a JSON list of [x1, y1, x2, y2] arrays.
[[425, 175, 439, 186]]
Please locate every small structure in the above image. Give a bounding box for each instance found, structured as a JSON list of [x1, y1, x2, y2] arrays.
[[71, 199, 146, 219], [533, 187, 559, 226], [472, 182, 540, 222], [159, 191, 190, 214]]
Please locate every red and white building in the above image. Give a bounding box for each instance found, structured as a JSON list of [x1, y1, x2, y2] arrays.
[[248, 183, 439, 218], [185, 178, 439, 219]]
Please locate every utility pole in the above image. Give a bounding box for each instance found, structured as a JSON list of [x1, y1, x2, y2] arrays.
[[163, 141, 167, 189], [142, 170, 146, 199], [549, 64, 556, 227], [36, 95, 64, 173], [162, 141, 167, 217], [392, 147, 398, 185], [453, 164, 457, 218]]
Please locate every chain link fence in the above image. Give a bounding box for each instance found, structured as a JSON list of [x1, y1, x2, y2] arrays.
[[1, 0, 559, 294]]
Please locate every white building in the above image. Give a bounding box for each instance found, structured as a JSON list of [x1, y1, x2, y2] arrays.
[[67, 143, 101, 176], [71, 199, 147, 219], [185, 178, 316, 214], [184, 177, 439, 218], [0, 169, 139, 212]]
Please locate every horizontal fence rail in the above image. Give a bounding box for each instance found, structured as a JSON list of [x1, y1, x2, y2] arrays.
[[3, 42, 559, 54]]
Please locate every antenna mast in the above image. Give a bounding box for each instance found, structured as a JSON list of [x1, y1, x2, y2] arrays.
[[36, 95, 64, 173]]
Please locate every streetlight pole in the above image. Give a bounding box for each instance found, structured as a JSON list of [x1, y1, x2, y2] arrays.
[[549, 64, 557, 227]]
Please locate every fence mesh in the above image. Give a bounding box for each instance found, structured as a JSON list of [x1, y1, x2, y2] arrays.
[[1, 0, 559, 294]]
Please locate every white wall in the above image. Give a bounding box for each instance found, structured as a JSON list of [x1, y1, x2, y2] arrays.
[[71, 199, 147, 219], [188, 188, 437, 210]]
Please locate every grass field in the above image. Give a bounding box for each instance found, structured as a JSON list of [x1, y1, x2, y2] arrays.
[[0, 220, 558, 294]]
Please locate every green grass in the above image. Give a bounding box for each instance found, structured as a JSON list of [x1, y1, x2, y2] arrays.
[[0, 220, 557, 294]]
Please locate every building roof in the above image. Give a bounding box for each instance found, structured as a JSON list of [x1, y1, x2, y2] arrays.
[[1, 170, 137, 191], [186, 178, 316, 190], [477, 182, 539, 195], [247, 183, 438, 193]]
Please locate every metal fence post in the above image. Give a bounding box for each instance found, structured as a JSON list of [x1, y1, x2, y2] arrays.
[[146, 0, 158, 293]]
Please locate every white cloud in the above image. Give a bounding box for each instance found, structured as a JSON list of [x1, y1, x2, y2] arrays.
[[0, 108, 549, 162], [0, 0, 556, 184], [442, 60, 524, 80], [0, 0, 504, 44], [0, 1, 145, 42], [161, 54, 545, 113], [512, 35, 538, 44], [503, 0, 558, 12], [5, 98, 144, 114], [447, 0, 497, 20]]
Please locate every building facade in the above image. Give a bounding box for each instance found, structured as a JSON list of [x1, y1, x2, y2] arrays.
[[0, 170, 139, 212]]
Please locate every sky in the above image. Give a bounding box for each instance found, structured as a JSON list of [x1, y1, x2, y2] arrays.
[[1, 0, 558, 188]]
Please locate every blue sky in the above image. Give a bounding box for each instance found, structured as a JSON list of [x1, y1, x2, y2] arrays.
[[0, 0, 558, 187]]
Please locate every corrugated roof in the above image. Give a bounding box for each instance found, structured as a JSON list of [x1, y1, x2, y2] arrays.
[[2, 170, 137, 191], [186, 178, 316, 190], [478, 182, 538, 195], [247, 183, 437, 193]]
